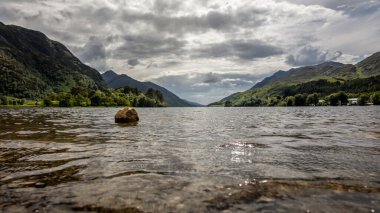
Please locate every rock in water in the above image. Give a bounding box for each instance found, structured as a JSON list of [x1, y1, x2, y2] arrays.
[[115, 107, 139, 123]]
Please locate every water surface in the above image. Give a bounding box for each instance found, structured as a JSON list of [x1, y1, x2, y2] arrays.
[[0, 107, 379, 212]]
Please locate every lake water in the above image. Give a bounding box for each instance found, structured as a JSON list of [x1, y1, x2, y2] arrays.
[[0, 107, 379, 212]]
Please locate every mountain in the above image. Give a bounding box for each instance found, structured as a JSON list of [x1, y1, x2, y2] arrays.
[[210, 52, 380, 106], [102, 70, 202, 107], [0, 22, 105, 99], [250, 61, 357, 90], [356, 52, 380, 77], [183, 100, 205, 107]]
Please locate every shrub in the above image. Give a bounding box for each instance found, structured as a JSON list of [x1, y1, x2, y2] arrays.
[[370, 92, 380, 105], [358, 94, 369, 106], [294, 94, 307, 106]]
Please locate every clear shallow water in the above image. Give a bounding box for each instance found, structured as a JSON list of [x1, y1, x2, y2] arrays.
[[0, 107, 379, 212]]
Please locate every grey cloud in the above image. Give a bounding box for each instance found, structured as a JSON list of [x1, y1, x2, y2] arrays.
[[196, 39, 283, 60], [203, 73, 221, 84], [286, 46, 342, 66], [59, 10, 73, 19], [344, 1, 380, 17], [205, 11, 234, 30], [158, 60, 182, 68], [146, 62, 158, 69], [127, 58, 140, 69], [74, 37, 108, 71], [127, 58, 140, 67], [285, 0, 380, 17], [0, 7, 21, 23], [119, 9, 265, 35], [79, 37, 106, 62], [112, 34, 186, 59], [89, 6, 117, 25], [153, 0, 183, 13]]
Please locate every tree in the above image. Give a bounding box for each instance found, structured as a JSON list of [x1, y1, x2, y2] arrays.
[[328, 93, 339, 106], [328, 92, 348, 106], [285, 96, 294, 106], [268, 97, 280, 106], [90, 90, 105, 106], [1, 96, 8, 105], [370, 92, 380, 105], [145, 89, 164, 104], [120, 86, 139, 95], [336, 91, 348, 105], [43, 98, 52, 107], [70, 86, 82, 96], [224, 101, 232, 107], [294, 94, 307, 106], [155, 90, 164, 103], [145, 88, 156, 99], [137, 96, 147, 107], [58, 93, 74, 107], [358, 94, 369, 106], [74, 94, 91, 107], [306, 93, 319, 106]]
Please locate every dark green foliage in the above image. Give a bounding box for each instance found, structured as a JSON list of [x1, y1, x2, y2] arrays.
[[327, 94, 339, 106], [371, 92, 380, 105], [327, 92, 348, 106], [58, 93, 74, 107], [145, 88, 164, 103], [280, 76, 380, 97], [268, 97, 280, 106], [43, 99, 51, 107], [358, 94, 369, 106], [238, 98, 262, 106], [285, 96, 294, 106], [306, 93, 319, 106], [0, 96, 8, 105], [89, 90, 105, 106], [39, 86, 165, 107], [0, 96, 28, 106], [224, 101, 232, 107], [120, 86, 139, 95], [294, 94, 307, 106], [74, 94, 91, 107]]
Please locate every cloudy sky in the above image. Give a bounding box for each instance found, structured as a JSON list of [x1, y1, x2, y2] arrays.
[[1, 0, 379, 104]]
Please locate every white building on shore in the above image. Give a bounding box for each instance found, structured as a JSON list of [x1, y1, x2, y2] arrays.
[[348, 98, 358, 105]]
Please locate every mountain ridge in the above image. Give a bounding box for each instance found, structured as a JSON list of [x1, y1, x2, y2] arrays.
[[102, 70, 203, 107], [210, 52, 380, 106], [0, 22, 105, 99]]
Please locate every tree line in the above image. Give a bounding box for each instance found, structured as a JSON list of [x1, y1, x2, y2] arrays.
[[226, 75, 380, 107], [0, 96, 26, 106], [227, 91, 380, 107], [1, 86, 165, 107]]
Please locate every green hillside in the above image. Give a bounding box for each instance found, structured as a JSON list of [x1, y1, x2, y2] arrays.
[[0, 22, 105, 99], [210, 52, 380, 106]]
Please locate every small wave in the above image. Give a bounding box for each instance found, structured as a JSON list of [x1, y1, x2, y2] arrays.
[[219, 142, 269, 149]]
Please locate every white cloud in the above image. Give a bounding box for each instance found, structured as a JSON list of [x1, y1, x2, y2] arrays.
[[0, 0, 378, 103]]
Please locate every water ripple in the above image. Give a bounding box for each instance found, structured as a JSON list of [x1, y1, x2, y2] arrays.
[[0, 107, 379, 212]]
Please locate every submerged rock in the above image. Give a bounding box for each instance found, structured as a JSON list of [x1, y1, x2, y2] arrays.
[[115, 107, 139, 123]]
